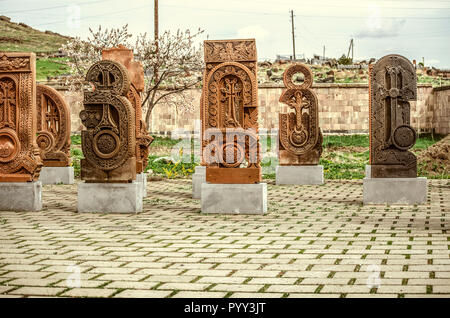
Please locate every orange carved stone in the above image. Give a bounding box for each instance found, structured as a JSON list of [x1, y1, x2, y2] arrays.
[[201, 39, 261, 184], [102, 45, 153, 174], [0, 52, 42, 182], [36, 84, 71, 167], [80, 59, 136, 183], [278, 63, 323, 165]]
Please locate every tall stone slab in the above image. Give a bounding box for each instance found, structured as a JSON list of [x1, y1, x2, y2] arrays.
[[0, 52, 42, 182], [276, 63, 323, 185], [201, 39, 261, 184], [0, 52, 42, 211], [200, 39, 266, 214], [78, 59, 142, 213], [36, 84, 73, 184], [364, 54, 426, 205], [79, 59, 136, 183], [369, 54, 418, 178], [102, 45, 154, 175]]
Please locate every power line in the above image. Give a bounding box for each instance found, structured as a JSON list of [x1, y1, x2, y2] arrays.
[[159, 4, 450, 19], [2, 0, 116, 14], [32, 4, 151, 27]]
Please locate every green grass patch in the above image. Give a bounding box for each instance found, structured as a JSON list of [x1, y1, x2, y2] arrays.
[[36, 57, 71, 81]]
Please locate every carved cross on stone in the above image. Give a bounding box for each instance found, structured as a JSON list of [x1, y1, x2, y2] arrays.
[[0, 80, 15, 128], [45, 103, 59, 134], [378, 65, 406, 148], [221, 78, 241, 126]]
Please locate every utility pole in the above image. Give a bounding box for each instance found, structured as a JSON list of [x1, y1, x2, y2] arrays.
[[347, 38, 354, 61], [290, 10, 296, 60], [154, 0, 159, 82], [323, 45, 325, 60]]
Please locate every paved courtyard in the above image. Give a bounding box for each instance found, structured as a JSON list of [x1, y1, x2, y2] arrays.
[[0, 178, 449, 298]]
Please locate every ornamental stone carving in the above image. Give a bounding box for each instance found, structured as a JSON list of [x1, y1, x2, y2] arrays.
[[80, 59, 136, 182], [102, 45, 154, 174], [0, 52, 42, 182], [278, 63, 323, 165], [369, 54, 418, 178], [36, 84, 71, 167], [201, 39, 261, 184]]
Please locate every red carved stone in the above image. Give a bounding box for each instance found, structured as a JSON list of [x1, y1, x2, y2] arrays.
[[369, 54, 418, 178], [0, 52, 42, 182], [80, 59, 136, 183], [102, 45, 154, 174], [201, 39, 261, 184], [278, 63, 323, 165], [36, 84, 71, 167]]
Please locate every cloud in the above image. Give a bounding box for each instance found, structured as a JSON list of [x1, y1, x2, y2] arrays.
[[355, 3, 406, 38], [236, 25, 269, 40]]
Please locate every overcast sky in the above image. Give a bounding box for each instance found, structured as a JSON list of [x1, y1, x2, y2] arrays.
[[1, 0, 449, 67]]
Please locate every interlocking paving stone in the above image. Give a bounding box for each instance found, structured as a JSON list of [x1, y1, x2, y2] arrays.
[[0, 179, 448, 298], [9, 287, 65, 297], [112, 289, 172, 298], [60, 288, 116, 298]]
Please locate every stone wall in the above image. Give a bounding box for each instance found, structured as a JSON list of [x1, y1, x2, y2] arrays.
[[429, 86, 450, 135], [45, 83, 448, 136]]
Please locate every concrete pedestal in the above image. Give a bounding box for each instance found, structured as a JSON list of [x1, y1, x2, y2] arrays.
[[276, 165, 324, 185], [39, 166, 74, 185], [192, 166, 206, 199], [136, 173, 147, 197], [365, 165, 371, 178], [363, 177, 427, 205], [78, 182, 143, 213], [0, 181, 42, 211], [201, 183, 267, 215]]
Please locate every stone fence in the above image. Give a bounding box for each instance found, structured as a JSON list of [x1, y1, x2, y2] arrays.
[[45, 83, 449, 136]]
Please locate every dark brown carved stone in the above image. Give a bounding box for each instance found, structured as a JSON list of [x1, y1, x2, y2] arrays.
[[278, 63, 323, 165], [36, 84, 71, 167], [102, 46, 154, 174], [201, 39, 261, 184], [0, 52, 42, 182], [80, 60, 136, 183], [369, 54, 418, 178]]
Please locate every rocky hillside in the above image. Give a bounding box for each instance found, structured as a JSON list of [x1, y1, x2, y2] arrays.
[[0, 15, 70, 54]]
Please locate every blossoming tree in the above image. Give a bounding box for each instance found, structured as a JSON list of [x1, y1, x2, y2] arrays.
[[61, 25, 204, 127]]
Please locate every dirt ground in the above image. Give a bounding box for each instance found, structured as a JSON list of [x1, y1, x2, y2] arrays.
[[417, 135, 450, 177]]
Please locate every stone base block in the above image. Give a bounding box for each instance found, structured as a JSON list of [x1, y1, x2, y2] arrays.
[[192, 166, 206, 199], [78, 182, 143, 213], [136, 173, 147, 197], [363, 177, 427, 205], [276, 165, 324, 185], [0, 181, 42, 211], [201, 183, 267, 215], [365, 165, 371, 178], [39, 166, 74, 185]]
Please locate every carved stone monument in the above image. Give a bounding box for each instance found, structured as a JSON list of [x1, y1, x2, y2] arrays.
[[36, 84, 74, 184], [363, 54, 426, 204], [200, 39, 266, 214], [102, 45, 154, 197], [276, 63, 324, 185], [0, 52, 43, 211], [77, 59, 142, 213]]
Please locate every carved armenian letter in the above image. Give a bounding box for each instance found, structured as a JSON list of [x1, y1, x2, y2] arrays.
[[102, 45, 153, 174], [80, 60, 136, 183], [36, 84, 71, 167], [0, 52, 42, 182], [369, 54, 418, 178], [201, 39, 261, 184], [278, 63, 323, 165]]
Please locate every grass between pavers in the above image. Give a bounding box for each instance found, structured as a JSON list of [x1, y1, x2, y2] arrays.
[[69, 133, 448, 179]]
